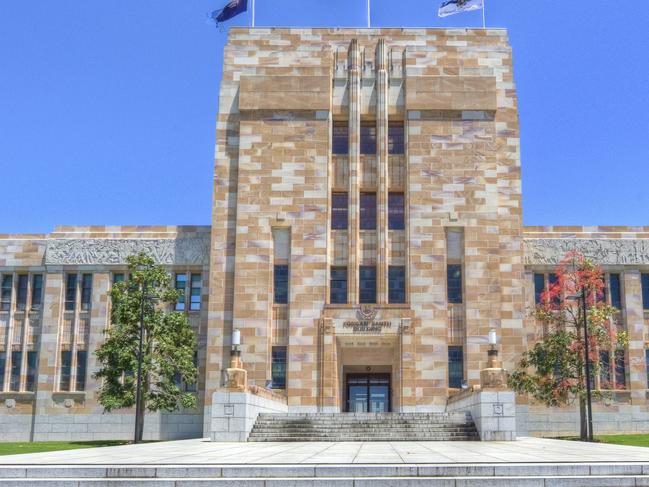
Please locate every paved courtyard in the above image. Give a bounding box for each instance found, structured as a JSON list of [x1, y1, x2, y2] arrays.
[[2, 437, 648, 465]]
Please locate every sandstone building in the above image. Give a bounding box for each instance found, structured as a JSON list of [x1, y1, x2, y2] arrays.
[[1, 28, 649, 441]]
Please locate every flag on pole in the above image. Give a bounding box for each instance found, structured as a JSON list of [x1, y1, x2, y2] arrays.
[[210, 0, 248, 26], [438, 0, 483, 17]]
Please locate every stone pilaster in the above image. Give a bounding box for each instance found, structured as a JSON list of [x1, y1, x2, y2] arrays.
[[348, 39, 360, 305]]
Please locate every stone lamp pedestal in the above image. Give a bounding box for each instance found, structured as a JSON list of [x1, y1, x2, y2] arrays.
[[480, 348, 508, 389], [224, 349, 247, 391]]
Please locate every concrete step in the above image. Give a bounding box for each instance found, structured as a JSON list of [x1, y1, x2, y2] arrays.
[[1, 463, 648, 486]]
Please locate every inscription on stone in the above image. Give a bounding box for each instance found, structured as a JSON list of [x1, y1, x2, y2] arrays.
[[343, 321, 392, 334], [524, 239, 649, 266]]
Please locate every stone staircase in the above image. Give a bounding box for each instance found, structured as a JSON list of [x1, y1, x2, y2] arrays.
[[248, 411, 480, 441]]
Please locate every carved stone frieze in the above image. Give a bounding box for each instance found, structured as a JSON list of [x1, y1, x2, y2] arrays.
[[524, 238, 649, 266], [45, 236, 210, 266]]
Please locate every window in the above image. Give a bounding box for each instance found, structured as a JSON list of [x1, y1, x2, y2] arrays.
[[271, 346, 287, 389], [65, 274, 77, 311], [599, 351, 611, 388], [646, 349, 649, 389], [534, 273, 545, 305], [609, 273, 622, 310], [332, 192, 348, 230], [388, 123, 404, 154], [447, 264, 462, 304], [548, 273, 559, 304], [31, 274, 43, 310], [16, 275, 28, 311], [10, 351, 21, 391], [388, 192, 405, 230], [60, 351, 72, 391], [0, 353, 5, 391], [190, 274, 201, 311], [76, 350, 87, 392], [359, 266, 377, 304], [26, 351, 37, 392], [360, 192, 376, 230], [81, 274, 92, 311], [175, 274, 187, 311], [448, 346, 464, 388], [615, 350, 626, 388], [330, 266, 348, 304], [360, 123, 376, 154], [274, 265, 289, 304], [113, 273, 125, 284], [1, 275, 12, 311], [332, 122, 349, 154], [388, 266, 406, 304], [642, 274, 649, 310]]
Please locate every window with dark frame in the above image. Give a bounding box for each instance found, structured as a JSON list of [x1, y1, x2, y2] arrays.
[[1, 275, 12, 312], [274, 265, 289, 304], [388, 123, 405, 154], [615, 349, 627, 388], [81, 274, 92, 311], [16, 275, 28, 311], [533, 273, 545, 305], [360, 123, 377, 154], [359, 266, 377, 304], [599, 350, 611, 388], [190, 274, 202, 311], [31, 274, 43, 310], [65, 274, 77, 312], [0, 353, 5, 391], [331, 192, 349, 230], [175, 274, 187, 311], [448, 346, 464, 388], [10, 351, 21, 392], [26, 351, 37, 392], [271, 346, 287, 389], [447, 264, 462, 304], [642, 274, 649, 310], [59, 350, 72, 392], [548, 273, 559, 304], [388, 266, 406, 304], [360, 192, 377, 230], [76, 350, 87, 391], [609, 273, 622, 310], [330, 266, 348, 304], [113, 273, 125, 284], [388, 192, 405, 230], [332, 122, 349, 154]]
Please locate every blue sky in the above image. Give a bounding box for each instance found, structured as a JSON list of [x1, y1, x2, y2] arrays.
[[1, 1, 648, 234]]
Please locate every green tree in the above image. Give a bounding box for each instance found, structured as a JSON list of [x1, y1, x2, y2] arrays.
[[508, 251, 627, 441], [94, 253, 197, 442]]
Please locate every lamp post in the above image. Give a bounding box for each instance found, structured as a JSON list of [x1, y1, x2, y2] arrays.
[[487, 328, 498, 368]]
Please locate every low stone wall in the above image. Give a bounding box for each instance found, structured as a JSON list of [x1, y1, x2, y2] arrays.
[[447, 389, 516, 441], [211, 388, 288, 442]]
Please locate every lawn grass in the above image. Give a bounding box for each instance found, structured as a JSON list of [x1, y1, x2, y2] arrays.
[[0, 440, 130, 456], [596, 434, 649, 447]]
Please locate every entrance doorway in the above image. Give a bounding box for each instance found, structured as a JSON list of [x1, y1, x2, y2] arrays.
[[345, 374, 391, 412]]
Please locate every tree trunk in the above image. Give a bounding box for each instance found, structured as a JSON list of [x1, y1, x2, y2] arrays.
[[579, 397, 588, 441], [135, 372, 148, 443]]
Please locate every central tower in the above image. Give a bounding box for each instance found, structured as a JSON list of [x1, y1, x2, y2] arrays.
[[206, 28, 524, 426]]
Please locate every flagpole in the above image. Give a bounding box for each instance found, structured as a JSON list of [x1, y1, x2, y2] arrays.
[[367, 0, 371, 28], [482, 0, 486, 29], [252, 0, 256, 27]]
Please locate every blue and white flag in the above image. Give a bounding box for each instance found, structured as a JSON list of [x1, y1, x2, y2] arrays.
[[210, 0, 248, 26], [438, 0, 483, 17]]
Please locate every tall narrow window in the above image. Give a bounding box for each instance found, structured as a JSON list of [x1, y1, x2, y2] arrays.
[[360, 192, 377, 230], [332, 122, 349, 154], [642, 274, 649, 310], [175, 274, 187, 311], [81, 274, 92, 311], [599, 351, 611, 388], [26, 351, 37, 392], [330, 266, 348, 304], [548, 273, 559, 304], [274, 265, 289, 304], [388, 192, 405, 230], [533, 273, 546, 305], [360, 123, 377, 154], [332, 192, 349, 230], [76, 350, 87, 391], [615, 350, 626, 388], [388, 123, 404, 155], [359, 266, 377, 304], [10, 351, 21, 391], [388, 266, 406, 304], [447, 265, 463, 304], [190, 274, 201, 311], [31, 274, 43, 310], [59, 350, 72, 392], [271, 346, 287, 389], [16, 275, 28, 312], [1, 275, 12, 311], [65, 274, 77, 312], [446, 229, 464, 305], [609, 273, 622, 310], [448, 346, 464, 388], [0, 353, 5, 391]]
